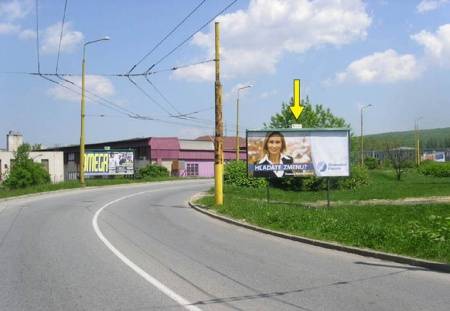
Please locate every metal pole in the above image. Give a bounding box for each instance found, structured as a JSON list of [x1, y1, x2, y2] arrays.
[[326, 178, 330, 208], [214, 22, 224, 205], [360, 107, 363, 167], [79, 52, 86, 185], [266, 180, 270, 205], [236, 92, 240, 161]]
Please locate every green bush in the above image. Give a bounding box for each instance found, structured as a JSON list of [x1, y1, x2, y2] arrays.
[[418, 160, 450, 177], [139, 164, 169, 178], [338, 165, 369, 190], [364, 157, 379, 170], [224, 160, 267, 188], [4, 144, 50, 189], [269, 165, 369, 191]]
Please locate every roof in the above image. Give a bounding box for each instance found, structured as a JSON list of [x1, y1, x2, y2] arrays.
[[195, 136, 245, 150], [179, 139, 214, 151], [149, 137, 179, 150]]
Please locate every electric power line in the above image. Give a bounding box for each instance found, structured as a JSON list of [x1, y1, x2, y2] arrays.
[[128, 0, 208, 74], [35, 0, 41, 73], [56, 0, 68, 74], [146, 0, 238, 72]]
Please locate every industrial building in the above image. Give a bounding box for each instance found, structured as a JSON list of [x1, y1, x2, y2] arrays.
[[0, 131, 64, 183], [45, 136, 246, 180]]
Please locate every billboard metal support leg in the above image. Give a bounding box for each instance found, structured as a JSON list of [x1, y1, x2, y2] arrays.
[[266, 179, 270, 205], [326, 178, 330, 208]]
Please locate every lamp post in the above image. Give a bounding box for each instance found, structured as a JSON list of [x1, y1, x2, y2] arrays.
[[415, 117, 423, 166], [79, 36, 110, 185], [360, 104, 372, 167], [235, 85, 252, 161]]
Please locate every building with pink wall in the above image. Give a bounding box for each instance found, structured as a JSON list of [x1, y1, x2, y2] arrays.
[[46, 136, 246, 179]]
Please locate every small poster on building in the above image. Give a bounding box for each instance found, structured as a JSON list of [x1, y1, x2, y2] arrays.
[[84, 150, 134, 176], [247, 129, 350, 178]]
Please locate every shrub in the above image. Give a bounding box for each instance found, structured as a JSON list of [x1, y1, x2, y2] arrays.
[[139, 164, 169, 178], [418, 161, 450, 177], [364, 157, 379, 170], [338, 165, 369, 190], [224, 160, 267, 188], [4, 144, 50, 189], [269, 165, 369, 191]]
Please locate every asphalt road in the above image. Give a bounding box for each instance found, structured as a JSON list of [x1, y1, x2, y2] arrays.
[[0, 179, 449, 311]]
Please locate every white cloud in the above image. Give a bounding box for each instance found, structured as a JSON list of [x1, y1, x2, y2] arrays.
[[259, 89, 278, 99], [412, 24, 450, 66], [47, 76, 115, 103], [416, 0, 449, 13], [18, 28, 35, 40], [41, 22, 84, 54], [173, 0, 371, 82], [0, 22, 19, 34], [223, 82, 255, 103], [335, 49, 421, 83], [0, 0, 32, 21]]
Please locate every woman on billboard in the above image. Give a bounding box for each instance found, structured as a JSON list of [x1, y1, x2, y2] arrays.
[[254, 131, 293, 178]]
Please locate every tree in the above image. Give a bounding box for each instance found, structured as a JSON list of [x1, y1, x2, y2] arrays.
[[3, 143, 50, 189], [385, 143, 415, 181], [264, 96, 350, 129]]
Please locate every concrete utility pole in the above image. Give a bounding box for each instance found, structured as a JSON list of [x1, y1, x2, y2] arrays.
[[214, 22, 224, 205], [235, 85, 252, 161], [415, 117, 423, 166], [360, 104, 372, 167], [79, 37, 110, 185]]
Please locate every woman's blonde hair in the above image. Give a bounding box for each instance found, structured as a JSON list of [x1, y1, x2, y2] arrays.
[[263, 131, 286, 154]]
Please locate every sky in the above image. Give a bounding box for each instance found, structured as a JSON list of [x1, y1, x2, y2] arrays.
[[1, 0, 450, 148]]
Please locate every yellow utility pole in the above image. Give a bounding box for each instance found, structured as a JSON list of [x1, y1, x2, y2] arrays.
[[214, 22, 224, 205], [79, 37, 110, 185], [235, 85, 252, 161], [415, 117, 423, 166], [360, 104, 372, 166], [80, 55, 86, 185]]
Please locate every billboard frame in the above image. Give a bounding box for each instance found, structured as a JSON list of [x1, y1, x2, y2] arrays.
[[246, 128, 351, 179], [84, 148, 135, 178]]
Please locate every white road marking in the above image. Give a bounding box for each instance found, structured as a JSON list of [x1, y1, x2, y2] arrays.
[[92, 187, 203, 311]]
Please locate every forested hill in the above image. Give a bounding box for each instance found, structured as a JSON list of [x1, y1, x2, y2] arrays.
[[362, 127, 450, 150]]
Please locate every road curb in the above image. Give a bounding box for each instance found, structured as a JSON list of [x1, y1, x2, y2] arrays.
[[188, 201, 450, 274], [0, 179, 200, 204]]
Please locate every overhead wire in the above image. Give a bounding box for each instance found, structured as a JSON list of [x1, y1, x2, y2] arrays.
[[35, 0, 41, 73], [145, 0, 238, 72], [127, 0, 208, 74], [55, 0, 68, 74]]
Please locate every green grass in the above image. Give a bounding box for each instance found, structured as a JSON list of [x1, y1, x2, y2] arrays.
[[223, 169, 450, 204], [199, 195, 450, 263], [0, 176, 178, 199], [197, 169, 450, 263]]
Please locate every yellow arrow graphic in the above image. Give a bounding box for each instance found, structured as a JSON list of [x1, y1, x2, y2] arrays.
[[290, 79, 304, 120]]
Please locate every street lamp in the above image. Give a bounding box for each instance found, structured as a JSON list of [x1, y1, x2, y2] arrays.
[[415, 117, 423, 166], [79, 36, 110, 185], [235, 84, 252, 161], [360, 104, 372, 167]]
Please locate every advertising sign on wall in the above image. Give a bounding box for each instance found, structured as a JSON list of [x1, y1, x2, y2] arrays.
[[247, 129, 350, 178], [84, 150, 134, 176]]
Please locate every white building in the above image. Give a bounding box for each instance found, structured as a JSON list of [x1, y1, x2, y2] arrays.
[[0, 131, 64, 183]]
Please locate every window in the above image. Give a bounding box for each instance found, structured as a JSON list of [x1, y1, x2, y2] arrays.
[[186, 163, 199, 176], [68, 153, 75, 161], [41, 159, 49, 172]]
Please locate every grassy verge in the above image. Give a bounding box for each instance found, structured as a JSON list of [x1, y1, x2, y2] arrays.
[[225, 170, 450, 204], [198, 194, 450, 263], [0, 176, 179, 199]]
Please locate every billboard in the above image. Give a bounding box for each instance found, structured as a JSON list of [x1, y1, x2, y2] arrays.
[[422, 151, 446, 162], [84, 150, 134, 176], [247, 129, 350, 178]]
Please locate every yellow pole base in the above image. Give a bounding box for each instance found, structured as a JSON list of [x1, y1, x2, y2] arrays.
[[214, 163, 223, 205]]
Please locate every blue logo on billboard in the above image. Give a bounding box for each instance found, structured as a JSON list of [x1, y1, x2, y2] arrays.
[[318, 161, 327, 172]]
